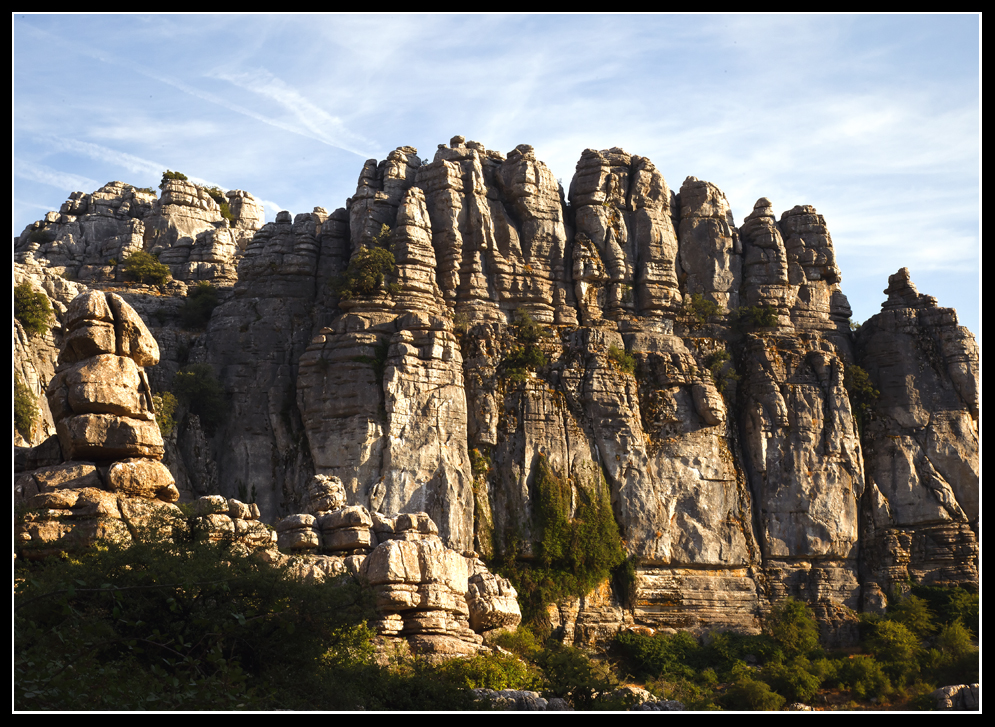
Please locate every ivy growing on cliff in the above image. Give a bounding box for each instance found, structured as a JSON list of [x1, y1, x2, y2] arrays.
[[844, 363, 879, 435], [495, 456, 626, 636], [15, 372, 39, 441], [501, 309, 551, 383]]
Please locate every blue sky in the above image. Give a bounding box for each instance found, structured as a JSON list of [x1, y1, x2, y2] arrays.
[[13, 14, 980, 339]]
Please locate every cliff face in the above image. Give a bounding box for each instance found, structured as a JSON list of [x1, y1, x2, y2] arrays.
[[14, 137, 979, 641]]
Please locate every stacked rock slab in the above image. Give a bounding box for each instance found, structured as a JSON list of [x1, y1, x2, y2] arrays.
[[268, 477, 520, 655], [17, 291, 180, 556], [855, 269, 979, 604]]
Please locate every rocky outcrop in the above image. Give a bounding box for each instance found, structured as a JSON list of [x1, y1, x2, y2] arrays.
[[14, 179, 263, 286], [855, 269, 979, 598], [16, 291, 181, 556]]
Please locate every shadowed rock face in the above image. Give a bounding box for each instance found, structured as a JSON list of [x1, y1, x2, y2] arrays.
[[15, 139, 978, 641], [855, 268, 979, 601]]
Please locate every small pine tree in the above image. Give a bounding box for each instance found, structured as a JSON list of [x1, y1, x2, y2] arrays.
[[123, 251, 171, 286], [14, 282, 54, 336]]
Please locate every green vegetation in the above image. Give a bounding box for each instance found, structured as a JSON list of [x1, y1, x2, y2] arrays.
[[470, 447, 492, 478], [180, 282, 220, 329], [495, 457, 626, 637], [502, 309, 551, 383], [14, 282, 54, 336], [14, 515, 481, 711], [731, 303, 779, 331], [134, 186, 156, 195], [171, 364, 227, 434], [613, 590, 978, 710], [15, 372, 39, 441], [202, 186, 234, 224], [683, 292, 720, 330], [705, 349, 739, 394], [335, 224, 399, 300], [160, 169, 188, 188], [845, 363, 880, 434], [607, 345, 637, 375], [152, 391, 178, 437], [123, 250, 172, 287], [351, 338, 391, 382]]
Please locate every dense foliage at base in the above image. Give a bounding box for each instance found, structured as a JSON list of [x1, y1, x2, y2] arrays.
[[612, 592, 978, 710], [15, 513, 978, 712]]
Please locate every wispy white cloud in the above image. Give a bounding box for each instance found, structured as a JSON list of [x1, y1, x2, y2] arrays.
[[14, 159, 100, 193], [40, 136, 164, 178], [206, 68, 378, 158]]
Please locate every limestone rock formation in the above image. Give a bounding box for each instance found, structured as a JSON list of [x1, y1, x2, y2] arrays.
[[13, 137, 979, 647]]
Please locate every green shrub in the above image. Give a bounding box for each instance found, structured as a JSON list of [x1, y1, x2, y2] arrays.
[[886, 594, 935, 640], [152, 392, 178, 437], [15, 372, 39, 440], [14, 282, 54, 336], [705, 349, 739, 394], [764, 597, 820, 657], [180, 282, 220, 329], [607, 345, 636, 375], [534, 641, 620, 710], [160, 169, 188, 188], [844, 363, 879, 434], [831, 655, 892, 700], [615, 630, 702, 682], [683, 293, 720, 330], [435, 652, 543, 692], [123, 250, 171, 287], [503, 309, 551, 382], [765, 656, 821, 702], [172, 364, 227, 433], [731, 303, 779, 331], [908, 583, 978, 637], [720, 664, 786, 711], [491, 626, 543, 659], [470, 447, 492, 478], [335, 224, 397, 299]]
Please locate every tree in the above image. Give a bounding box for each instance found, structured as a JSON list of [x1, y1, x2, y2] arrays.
[[123, 251, 171, 286], [14, 282, 53, 336]]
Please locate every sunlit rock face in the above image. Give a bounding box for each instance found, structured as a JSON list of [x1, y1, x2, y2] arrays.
[[14, 138, 979, 643]]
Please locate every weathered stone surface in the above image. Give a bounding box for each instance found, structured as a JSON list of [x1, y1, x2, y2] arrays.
[[106, 458, 177, 501], [466, 560, 522, 632], [677, 177, 741, 312], [930, 683, 979, 711], [856, 269, 979, 595]]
